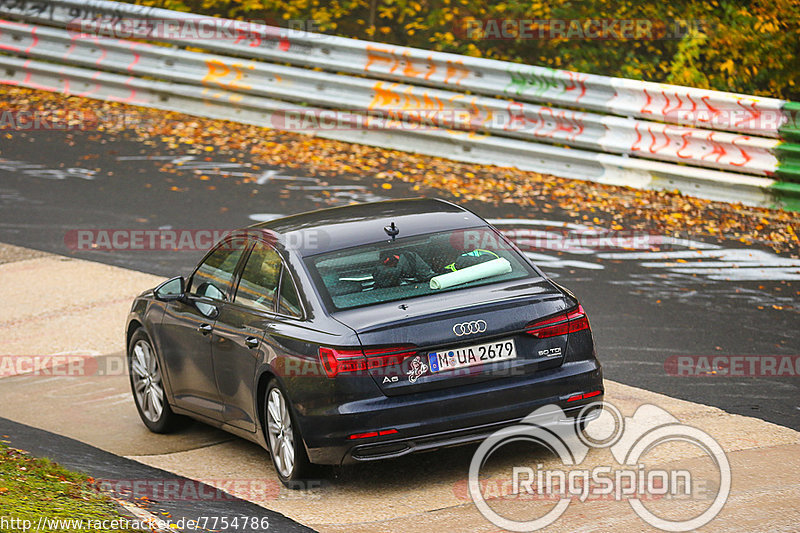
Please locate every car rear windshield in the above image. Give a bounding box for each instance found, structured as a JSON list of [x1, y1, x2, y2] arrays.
[[305, 226, 535, 311]]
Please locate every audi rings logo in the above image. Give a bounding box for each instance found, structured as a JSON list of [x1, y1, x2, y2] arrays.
[[453, 320, 487, 336]]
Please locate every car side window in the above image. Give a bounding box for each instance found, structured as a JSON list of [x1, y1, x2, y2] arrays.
[[189, 239, 246, 300], [278, 269, 303, 318], [235, 242, 282, 311]]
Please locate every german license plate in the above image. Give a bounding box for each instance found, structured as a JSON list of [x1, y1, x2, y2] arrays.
[[427, 339, 516, 373]]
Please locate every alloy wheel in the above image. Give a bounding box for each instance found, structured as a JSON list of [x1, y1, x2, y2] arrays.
[[266, 387, 295, 478], [131, 339, 165, 423]]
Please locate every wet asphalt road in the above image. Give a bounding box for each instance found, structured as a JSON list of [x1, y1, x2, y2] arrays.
[[0, 129, 798, 429]]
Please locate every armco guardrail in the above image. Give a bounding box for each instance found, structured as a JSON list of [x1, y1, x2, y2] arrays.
[[0, 0, 798, 209], [0, 20, 781, 177]]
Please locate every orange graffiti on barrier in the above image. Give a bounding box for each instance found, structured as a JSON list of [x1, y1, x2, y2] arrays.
[[369, 82, 497, 132], [365, 45, 400, 73], [401, 51, 424, 78], [365, 45, 470, 85], [369, 82, 445, 113], [444, 59, 469, 85], [698, 132, 754, 167], [506, 102, 585, 141], [638, 89, 752, 131], [734, 99, 764, 128], [466, 96, 494, 131], [633, 124, 757, 167], [564, 70, 587, 101], [200, 87, 244, 104], [202, 59, 254, 91]]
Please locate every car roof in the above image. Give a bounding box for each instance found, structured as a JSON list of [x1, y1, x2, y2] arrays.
[[249, 198, 487, 256]]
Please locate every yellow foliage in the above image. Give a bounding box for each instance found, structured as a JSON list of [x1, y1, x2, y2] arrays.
[[124, 0, 800, 100]]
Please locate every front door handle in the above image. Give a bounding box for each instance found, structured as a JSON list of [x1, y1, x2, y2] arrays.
[[245, 336, 259, 349], [198, 323, 213, 335]]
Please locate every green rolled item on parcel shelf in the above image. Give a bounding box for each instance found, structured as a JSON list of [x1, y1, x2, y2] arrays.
[[429, 258, 512, 290]]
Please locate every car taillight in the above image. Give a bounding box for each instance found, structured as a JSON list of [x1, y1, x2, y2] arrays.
[[567, 390, 602, 402], [349, 429, 398, 440], [568, 305, 590, 334], [526, 305, 590, 338], [318, 345, 417, 378]]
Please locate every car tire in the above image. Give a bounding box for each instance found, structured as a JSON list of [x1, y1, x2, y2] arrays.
[[128, 328, 182, 433], [264, 380, 312, 487]]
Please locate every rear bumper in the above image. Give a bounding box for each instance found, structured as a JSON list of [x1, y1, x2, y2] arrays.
[[300, 359, 603, 465], [348, 398, 602, 463]]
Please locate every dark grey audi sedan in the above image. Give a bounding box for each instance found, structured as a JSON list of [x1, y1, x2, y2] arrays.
[[126, 198, 603, 485]]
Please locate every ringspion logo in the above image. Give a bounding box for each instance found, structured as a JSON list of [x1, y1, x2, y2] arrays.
[[468, 401, 730, 531]]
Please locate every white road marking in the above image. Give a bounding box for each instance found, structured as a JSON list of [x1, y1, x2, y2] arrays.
[[285, 185, 368, 190], [523, 252, 604, 270], [667, 268, 800, 281], [255, 170, 317, 184], [76, 392, 131, 406], [490, 218, 798, 281], [640, 261, 800, 269], [116, 155, 181, 161], [599, 249, 775, 261], [248, 213, 285, 222], [0, 159, 96, 180]]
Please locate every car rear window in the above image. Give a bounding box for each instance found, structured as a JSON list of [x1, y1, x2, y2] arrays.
[[305, 226, 534, 311]]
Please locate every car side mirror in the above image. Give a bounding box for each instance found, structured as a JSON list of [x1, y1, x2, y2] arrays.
[[154, 276, 186, 301]]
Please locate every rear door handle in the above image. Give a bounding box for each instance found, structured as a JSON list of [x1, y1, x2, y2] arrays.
[[198, 323, 213, 335], [245, 336, 259, 349]]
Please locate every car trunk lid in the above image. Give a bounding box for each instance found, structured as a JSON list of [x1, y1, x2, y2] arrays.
[[332, 278, 575, 396]]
